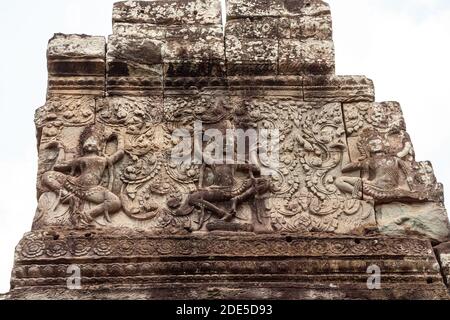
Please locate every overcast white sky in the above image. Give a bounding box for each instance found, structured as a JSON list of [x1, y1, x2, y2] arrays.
[[0, 0, 449, 294]]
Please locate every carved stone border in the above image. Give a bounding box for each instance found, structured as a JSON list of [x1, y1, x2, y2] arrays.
[[16, 231, 433, 261]]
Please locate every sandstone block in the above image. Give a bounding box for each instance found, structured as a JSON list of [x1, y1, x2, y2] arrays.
[[226, 37, 278, 75], [225, 18, 279, 76], [300, 39, 334, 74], [434, 242, 450, 286], [226, 0, 331, 19], [113, 0, 222, 25], [278, 39, 334, 75], [225, 3, 334, 76], [226, 18, 278, 38], [47, 34, 106, 60], [376, 202, 450, 244], [303, 75, 375, 102], [47, 34, 106, 96], [164, 25, 226, 77], [112, 23, 166, 39], [106, 35, 164, 95], [278, 12, 332, 40], [109, 23, 226, 82]]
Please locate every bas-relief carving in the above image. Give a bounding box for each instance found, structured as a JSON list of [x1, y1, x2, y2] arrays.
[[8, 0, 450, 300], [30, 0, 447, 242], [36, 126, 124, 227], [343, 102, 414, 162], [340, 101, 447, 242], [341, 102, 443, 204], [32, 94, 446, 237], [33, 94, 381, 235], [236, 97, 375, 234]]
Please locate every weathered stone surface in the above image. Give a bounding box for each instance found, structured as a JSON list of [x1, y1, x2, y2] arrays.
[[8, 231, 450, 300], [279, 14, 332, 40], [107, 35, 164, 68], [109, 22, 225, 90], [227, 75, 304, 93], [164, 25, 226, 77], [165, 25, 224, 61], [48, 34, 106, 59], [112, 23, 166, 39], [341, 101, 444, 206], [113, 0, 222, 25], [226, 17, 278, 38], [47, 34, 106, 96], [225, 1, 335, 76], [300, 39, 334, 74], [434, 242, 450, 287], [304, 75, 375, 102], [5, 0, 450, 300], [106, 34, 164, 95], [377, 202, 450, 244], [225, 37, 279, 75], [225, 18, 279, 76], [226, 0, 331, 19], [278, 39, 334, 75]]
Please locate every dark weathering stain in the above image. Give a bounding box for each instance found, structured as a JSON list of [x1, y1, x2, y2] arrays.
[[108, 62, 129, 77], [283, 0, 305, 13]]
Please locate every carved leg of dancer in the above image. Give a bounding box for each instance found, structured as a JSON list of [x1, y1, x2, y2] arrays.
[[230, 185, 258, 220], [41, 171, 71, 210], [187, 191, 234, 222], [335, 176, 363, 198], [192, 199, 233, 221], [82, 187, 121, 224], [175, 201, 195, 216]]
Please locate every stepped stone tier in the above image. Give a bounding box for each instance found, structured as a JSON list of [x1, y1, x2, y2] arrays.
[[5, 0, 450, 300]]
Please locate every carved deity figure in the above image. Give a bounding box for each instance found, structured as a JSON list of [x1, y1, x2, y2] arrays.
[[41, 126, 124, 226], [172, 117, 270, 229], [175, 163, 268, 222], [335, 129, 429, 204]]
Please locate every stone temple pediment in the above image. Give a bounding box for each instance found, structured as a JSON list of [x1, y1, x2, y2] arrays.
[[4, 0, 450, 300]]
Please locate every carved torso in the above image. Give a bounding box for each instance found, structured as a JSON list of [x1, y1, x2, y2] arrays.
[[366, 155, 400, 190], [71, 155, 108, 188]]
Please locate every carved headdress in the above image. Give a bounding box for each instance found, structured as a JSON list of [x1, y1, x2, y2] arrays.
[[357, 128, 384, 160], [79, 125, 106, 156]]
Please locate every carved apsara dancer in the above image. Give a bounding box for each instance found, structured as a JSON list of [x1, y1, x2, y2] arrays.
[[174, 163, 268, 221], [335, 129, 430, 203], [173, 116, 270, 226], [41, 126, 124, 226]]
